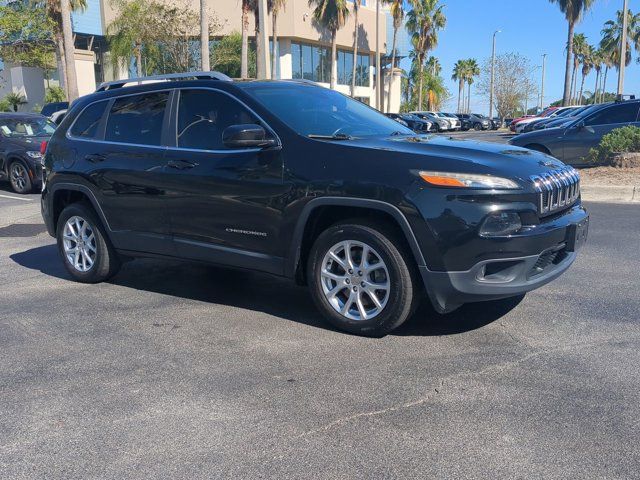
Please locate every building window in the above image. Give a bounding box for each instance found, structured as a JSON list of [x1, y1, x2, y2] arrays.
[[290, 41, 369, 87]]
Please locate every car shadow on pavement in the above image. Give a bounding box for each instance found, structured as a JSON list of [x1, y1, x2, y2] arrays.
[[11, 244, 522, 337]]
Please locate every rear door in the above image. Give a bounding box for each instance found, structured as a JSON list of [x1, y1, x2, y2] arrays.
[[74, 90, 174, 255], [162, 88, 286, 274], [562, 102, 640, 165]]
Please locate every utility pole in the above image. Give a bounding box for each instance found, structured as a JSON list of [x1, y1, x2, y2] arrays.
[[489, 30, 500, 119], [540, 53, 547, 110], [257, 0, 271, 79], [617, 0, 629, 95], [375, 0, 381, 110]]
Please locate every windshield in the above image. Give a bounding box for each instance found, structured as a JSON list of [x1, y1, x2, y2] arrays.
[[243, 84, 414, 137], [0, 117, 56, 138]]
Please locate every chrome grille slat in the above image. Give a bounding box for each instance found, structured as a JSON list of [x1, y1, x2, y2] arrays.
[[530, 166, 580, 216]]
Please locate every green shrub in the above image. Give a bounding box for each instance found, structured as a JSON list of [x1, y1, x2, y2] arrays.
[[588, 126, 640, 165], [44, 86, 66, 104], [0, 98, 11, 112]]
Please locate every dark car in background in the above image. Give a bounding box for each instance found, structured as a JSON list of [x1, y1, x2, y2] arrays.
[[455, 114, 472, 131], [0, 113, 55, 193], [527, 106, 590, 132], [510, 99, 640, 166], [469, 113, 491, 130], [386, 113, 432, 133], [40, 72, 588, 336]]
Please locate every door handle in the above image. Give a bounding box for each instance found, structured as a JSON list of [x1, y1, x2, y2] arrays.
[[85, 153, 106, 163], [166, 159, 198, 170]]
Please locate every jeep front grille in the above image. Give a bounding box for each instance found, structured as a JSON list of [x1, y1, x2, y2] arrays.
[[530, 167, 580, 216]]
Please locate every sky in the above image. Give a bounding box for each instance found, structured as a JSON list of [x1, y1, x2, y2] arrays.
[[400, 0, 640, 114]]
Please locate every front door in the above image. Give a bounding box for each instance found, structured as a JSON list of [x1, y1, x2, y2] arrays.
[[562, 102, 640, 165], [162, 88, 286, 275]]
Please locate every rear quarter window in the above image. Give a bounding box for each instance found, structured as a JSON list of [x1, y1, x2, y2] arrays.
[[69, 101, 108, 139]]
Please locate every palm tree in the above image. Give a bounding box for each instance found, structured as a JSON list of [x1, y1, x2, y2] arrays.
[[200, 0, 209, 71], [406, 0, 446, 110], [308, 0, 350, 90], [571, 33, 587, 103], [59, 0, 78, 100], [590, 48, 603, 104], [599, 47, 615, 102], [578, 44, 593, 104], [386, 0, 404, 112], [465, 58, 479, 114], [269, 0, 286, 79], [43, 0, 86, 101], [5, 92, 27, 112], [548, 0, 595, 106], [108, 0, 156, 78], [240, 0, 255, 78], [600, 8, 640, 75], [452, 59, 467, 113], [349, 0, 361, 96]]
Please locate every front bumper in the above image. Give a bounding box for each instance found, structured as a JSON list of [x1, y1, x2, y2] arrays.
[[416, 203, 589, 313]]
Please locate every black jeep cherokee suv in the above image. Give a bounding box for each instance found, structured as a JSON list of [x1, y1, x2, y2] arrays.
[[41, 73, 589, 336]]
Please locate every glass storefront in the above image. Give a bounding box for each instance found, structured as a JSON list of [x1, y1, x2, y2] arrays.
[[291, 42, 370, 87]]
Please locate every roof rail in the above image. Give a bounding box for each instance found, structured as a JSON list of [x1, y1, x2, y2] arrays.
[[96, 71, 232, 92]]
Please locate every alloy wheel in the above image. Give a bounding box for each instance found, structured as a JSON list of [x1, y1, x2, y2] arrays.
[[62, 216, 97, 272], [10, 163, 28, 192], [320, 240, 390, 321]]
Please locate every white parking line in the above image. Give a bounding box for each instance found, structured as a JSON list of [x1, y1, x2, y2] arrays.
[[0, 193, 33, 202]]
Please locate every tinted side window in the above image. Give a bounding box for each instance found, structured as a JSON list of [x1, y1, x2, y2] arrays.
[[177, 89, 260, 150], [584, 103, 639, 126], [70, 101, 107, 138], [105, 92, 168, 146]]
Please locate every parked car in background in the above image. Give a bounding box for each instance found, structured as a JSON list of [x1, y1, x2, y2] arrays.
[[0, 113, 55, 193], [40, 72, 589, 336], [455, 114, 472, 131], [440, 113, 461, 131], [412, 111, 450, 132], [526, 106, 588, 132], [510, 107, 560, 132], [468, 113, 490, 130], [386, 113, 432, 133], [509, 98, 640, 166], [41, 102, 69, 118], [490, 117, 502, 130], [514, 107, 569, 133], [50, 109, 68, 125]]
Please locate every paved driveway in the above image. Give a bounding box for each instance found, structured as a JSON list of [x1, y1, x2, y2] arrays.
[[1, 187, 639, 479]]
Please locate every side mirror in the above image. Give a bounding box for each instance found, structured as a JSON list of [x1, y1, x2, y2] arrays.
[[222, 124, 276, 149], [575, 121, 595, 134]]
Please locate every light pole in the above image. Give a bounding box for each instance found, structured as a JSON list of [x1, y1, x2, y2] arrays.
[[257, 0, 271, 79], [540, 53, 547, 110], [617, 0, 629, 95], [489, 30, 500, 119]]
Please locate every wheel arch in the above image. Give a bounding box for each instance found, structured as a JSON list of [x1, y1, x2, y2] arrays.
[[286, 197, 426, 283], [50, 183, 111, 235], [523, 143, 551, 155]]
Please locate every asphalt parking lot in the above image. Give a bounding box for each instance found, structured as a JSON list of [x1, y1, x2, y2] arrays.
[[1, 186, 639, 479]]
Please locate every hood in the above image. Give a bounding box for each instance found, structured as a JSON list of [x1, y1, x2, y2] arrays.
[[337, 134, 566, 181]]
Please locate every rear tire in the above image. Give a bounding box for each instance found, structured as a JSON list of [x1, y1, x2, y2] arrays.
[[56, 202, 120, 283], [307, 221, 420, 336], [473, 123, 482, 131]]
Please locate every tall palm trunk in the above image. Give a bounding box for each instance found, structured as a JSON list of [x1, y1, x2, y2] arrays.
[[350, 5, 359, 97], [578, 73, 586, 105], [330, 29, 337, 89], [417, 57, 424, 110], [386, 26, 399, 113], [457, 78, 463, 113], [601, 66, 609, 103], [466, 81, 471, 113], [570, 57, 578, 104], [200, 0, 210, 71], [60, 0, 78, 101], [254, 10, 263, 79], [562, 21, 575, 106], [593, 70, 600, 104], [135, 42, 142, 77], [55, 32, 67, 97], [241, 5, 249, 78], [271, 11, 278, 79]]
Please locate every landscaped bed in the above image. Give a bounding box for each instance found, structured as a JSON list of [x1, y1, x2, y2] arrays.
[[579, 166, 640, 186]]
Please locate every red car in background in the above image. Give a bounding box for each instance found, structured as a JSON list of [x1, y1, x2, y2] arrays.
[[509, 107, 560, 132]]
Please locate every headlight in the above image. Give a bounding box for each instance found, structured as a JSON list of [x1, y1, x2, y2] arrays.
[[418, 171, 521, 189], [26, 151, 42, 159], [479, 212, 522, 236]]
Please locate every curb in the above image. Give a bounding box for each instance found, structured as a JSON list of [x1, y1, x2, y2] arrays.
[[580, 184, 639, 203]]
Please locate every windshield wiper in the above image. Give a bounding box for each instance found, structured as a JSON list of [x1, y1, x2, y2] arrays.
[[307, 133, 353, 140], [390, 131, 412, 136]]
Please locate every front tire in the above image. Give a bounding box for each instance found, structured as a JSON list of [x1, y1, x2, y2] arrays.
[[473, 122, 482, 131], [8, 160, 32, 194], [56, 202, 120, 283], [307, 221, 420, 336]]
